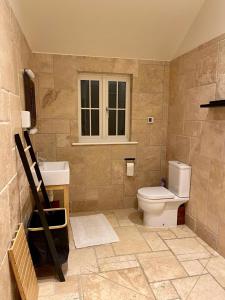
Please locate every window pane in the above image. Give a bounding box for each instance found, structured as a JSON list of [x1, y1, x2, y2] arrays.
[[81, 80, 89, 108], [91, 110, 99, 136], [118, 110, 125, 135], [91, 81, 99, 108], [118, 82, 126, 108], [108, 110, 116, 135], [81, 109, 90, 135], [108, 81, 117, 108]]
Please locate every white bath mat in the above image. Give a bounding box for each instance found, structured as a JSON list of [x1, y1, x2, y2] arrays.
[[70, 214, 119, 248]]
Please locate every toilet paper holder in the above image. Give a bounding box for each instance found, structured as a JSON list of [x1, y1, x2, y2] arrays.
[[124, 158, 135, 177], [124, 158, 135, 162]]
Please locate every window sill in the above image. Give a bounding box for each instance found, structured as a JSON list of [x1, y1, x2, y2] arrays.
[[71, 141, 138, 146]]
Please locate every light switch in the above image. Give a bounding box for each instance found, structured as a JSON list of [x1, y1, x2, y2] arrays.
[[147, 116, 154, 124]]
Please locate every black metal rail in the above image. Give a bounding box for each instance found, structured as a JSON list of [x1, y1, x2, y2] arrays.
[[15, 132, 65, 282]]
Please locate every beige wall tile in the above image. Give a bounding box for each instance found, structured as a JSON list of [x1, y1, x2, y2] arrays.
[[0, 188, 10, 264], [111, 160, 124, 185], [39, 119, 70, 134], [38, 88, 76, 119], [32, 53, 53, 73], [0, 90, 10, 121]]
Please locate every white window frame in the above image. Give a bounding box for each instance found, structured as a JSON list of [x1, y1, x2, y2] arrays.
[[78, 73, 130, 143]]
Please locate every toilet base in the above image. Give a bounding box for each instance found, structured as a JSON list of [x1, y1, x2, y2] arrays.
[[143, 208, 179, 227]]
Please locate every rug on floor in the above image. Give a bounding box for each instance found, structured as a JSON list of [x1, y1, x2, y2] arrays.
[[70, 214, 119, 248]]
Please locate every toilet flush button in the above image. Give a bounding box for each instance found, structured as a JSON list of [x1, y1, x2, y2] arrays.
[[147, 116, 154, 124]]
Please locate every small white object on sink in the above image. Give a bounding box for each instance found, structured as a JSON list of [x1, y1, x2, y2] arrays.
[[32, 161, 70, 186]]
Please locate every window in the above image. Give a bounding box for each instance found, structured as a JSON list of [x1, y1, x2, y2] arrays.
[[78, 74, 130, 142]]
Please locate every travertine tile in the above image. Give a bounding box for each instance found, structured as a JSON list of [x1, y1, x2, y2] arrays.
[[174, 274, 225, 300], [81, 273, 153, 300], [95, 244, 115, 259], [137, 251, 187, 282], [39, 119, 70, 134], [111, 160, 124, 185], [104, 213, 119, 228], [181, 260, 207, 276], [204, 256, 225, 287], [113, 226, 150, 255], [38, 282, 55, 296], [172, 276, 199, 300], [150, 280, 179, 300], [166, 238, 210, 261], [67, 248, 98, 275], [101, 267, 154, 298], [196, 236, 219, 256], [48, 294, 80, 300], [54, 276, 80, 297], [98, 255, 139, 272], [114, 208, 139, 226], [0, 188, 10, 264], [8, 176, 21, 235], [0, 89, 10, 121], [38, 88, 76, 119], [32, 53, 53, 73], [157, 230, 176, 240], [142, 232, 168, 251], [170, 226, 196, 238], [0, 254, 18, 300]]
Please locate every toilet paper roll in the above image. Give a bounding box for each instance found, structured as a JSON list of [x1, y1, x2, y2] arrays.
[[127, 162, 134, 176]]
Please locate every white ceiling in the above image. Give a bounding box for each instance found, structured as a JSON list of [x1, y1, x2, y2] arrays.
[[9, 0, 206, 61]]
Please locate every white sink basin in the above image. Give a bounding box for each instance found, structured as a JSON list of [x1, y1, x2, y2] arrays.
[[32, 161, 70, 186]]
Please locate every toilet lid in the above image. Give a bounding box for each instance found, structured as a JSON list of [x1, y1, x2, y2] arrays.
[[138, 187, 175, 200]]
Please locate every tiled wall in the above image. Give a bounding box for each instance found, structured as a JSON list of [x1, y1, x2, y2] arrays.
[[0, 0, 33, 299], [32, 55, 169, 212], [167, 34, 225, 256]]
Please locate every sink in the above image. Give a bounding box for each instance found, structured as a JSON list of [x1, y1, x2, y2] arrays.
[[32, 161, 70, 186]]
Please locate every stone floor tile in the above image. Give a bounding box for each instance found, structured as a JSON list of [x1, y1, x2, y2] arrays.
[[204, 256, 225, 287], [180, 260, 207, 276], [54, 276, 80, 297], [150, 280, 179, 300], [196, 237, 220, 256], [101, 267, 155, 298], [137, 251, 187, 282], [174, 274, 225, 300], [142, 232, 168, 251], [165, 238, 210, 261], [172, 276, 199, 300], [49, 294, 80, 300], [105, 213, 119, 227], [170, 225, 196, 238], [113, 226, 150, 255], [157, 230, 176, 240], [66, 248, 98, 275], [98, 255, 139, 272], [95, 244, 115, 259], [81, 273, 153, 299], [38, 282, 55, 296], [137, 225, 169, 234]]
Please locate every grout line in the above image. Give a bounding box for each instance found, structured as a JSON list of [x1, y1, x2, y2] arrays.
[[80, 265, 153, 299]]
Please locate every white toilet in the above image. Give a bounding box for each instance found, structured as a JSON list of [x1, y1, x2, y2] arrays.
[[137, 161, 191, 227]]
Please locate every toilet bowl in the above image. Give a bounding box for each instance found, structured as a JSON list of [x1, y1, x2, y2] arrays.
[[137, 187, 189, 227], [137, 161, 191, 228]]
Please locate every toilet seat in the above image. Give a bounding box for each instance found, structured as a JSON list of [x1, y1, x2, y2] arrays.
[[138, 186, 174, 200]]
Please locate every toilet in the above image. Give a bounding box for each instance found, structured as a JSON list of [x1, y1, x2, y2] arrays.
[[137, 161, 191, 227]]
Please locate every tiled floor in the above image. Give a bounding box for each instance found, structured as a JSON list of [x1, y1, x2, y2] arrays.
[[38, 209, 225, 300]]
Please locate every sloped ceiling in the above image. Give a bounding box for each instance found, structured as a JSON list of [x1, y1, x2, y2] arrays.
[[9, 0, 205, 61]]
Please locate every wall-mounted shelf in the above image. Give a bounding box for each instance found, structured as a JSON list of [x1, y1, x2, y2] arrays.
[[200, 100, 225, 108]]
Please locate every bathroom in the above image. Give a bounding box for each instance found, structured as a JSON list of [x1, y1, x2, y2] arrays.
[[1, 0, 225, 299]]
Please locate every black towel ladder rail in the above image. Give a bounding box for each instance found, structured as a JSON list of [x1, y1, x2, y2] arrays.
[[15, 131, 65, 282]]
